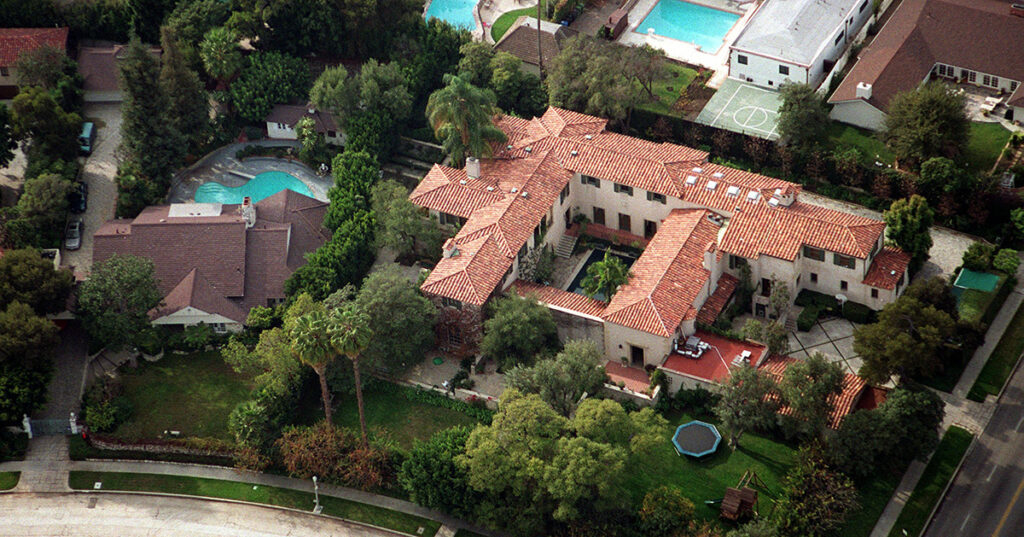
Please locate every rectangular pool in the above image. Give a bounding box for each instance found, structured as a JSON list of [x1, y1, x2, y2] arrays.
[[636, 0, 740, 53], [568, 249, 637, 302], [424, 0, 478, 30]]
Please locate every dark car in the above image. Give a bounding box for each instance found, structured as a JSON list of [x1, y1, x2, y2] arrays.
[[69, 182, 88, 214], [64, 218, 82, 251]]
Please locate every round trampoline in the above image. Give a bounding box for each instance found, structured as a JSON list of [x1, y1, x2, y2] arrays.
[[672, 420, 722, 458]]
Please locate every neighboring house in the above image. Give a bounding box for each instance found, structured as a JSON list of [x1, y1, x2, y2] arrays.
[[493, 17, 577, 76], [265, 104, 344, 145], [729, 0, 873, 89], [829, 0, 1024, 130], [92, 190, 330, 332], [758, 354, 879, 429], [0, 27, 70, 99], [78, 44, 162, 103], [409, 107, 910, 382]]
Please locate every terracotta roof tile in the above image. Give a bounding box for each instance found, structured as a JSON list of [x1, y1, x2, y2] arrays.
[[512, 279, 607, 318], [0, 27, 68, 66], [696, 273, 739, 325], [758, 355, 868, 429], [862, 246, 911, 290], [410, 165, 505, 219], [421, 235, 509, 306]]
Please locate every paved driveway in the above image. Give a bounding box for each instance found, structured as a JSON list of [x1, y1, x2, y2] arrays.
[[62, 103, 122, 275], [0, 493, 398, 537]]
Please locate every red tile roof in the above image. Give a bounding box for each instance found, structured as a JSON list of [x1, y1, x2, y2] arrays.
[[758, 355, 868, 429], [512, 279, 607, 318], [696, 273, 739, 325], [604, 360, 652, 393], [661, 330, 768, 383], [862, 246, 911, 290], [410, 165, 504, 219], [603, 209, 719, 337], [0, 27, 68, 66], [420, 235, 510, 306]]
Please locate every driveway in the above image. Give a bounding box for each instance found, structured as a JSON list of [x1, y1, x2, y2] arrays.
[[0, 493, 397, 537], [62, 103, 122, 276], [33, 322, 88, 420]]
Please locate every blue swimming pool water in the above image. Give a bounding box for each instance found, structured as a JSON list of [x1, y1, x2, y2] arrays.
[[194, 171, 313, 204], [637, 0, 739, 53], [424, 0, 477, 30], [568, 249, 637, 302]]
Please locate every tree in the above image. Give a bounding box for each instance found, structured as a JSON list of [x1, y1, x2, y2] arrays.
[[370, 180, 442, 261], [159, 26, 209, 152], [352, 265, 436, 375], [230, 51, 311, 122], [637, 486, 695, 537], [119, 36, 184, 185], [199, 26, 243, 84], [325, 149, 378, 231], [547, 35, 640, 125], [993, 248, 1020, 275], [6, 173, 74, 248], [714, 363, 779, 448], [327, 304, 374, 449], [742, 318, 789, 356], [581, 251, 632, 301], [0, 103, 14, 169], [480, 294, 560, 369], [623, 45, 669, 102], [878, 384, 944, 465], [0, 301, 58, 369], [884, 195, 933, 273], [76, 254, 163, 350], [426, 74, 507, 167], [0, 248, 73, 314], [854, 296, 955, 383], [777, 353, 845, 438], [9, 86, 80, 159], [504, 339, 607, 417], [289, 309, 337, 423], [903, 276, 958, 320], [400, 426, 476, 517], [13, 44, 83, 112], [773, 449, 858, 537], [917, 157, 973, 201], [1011, 208, 1024, 239], [295, 116, 326, 165], [882, 82, 969, 168], [961, 242, 995, 271], [0, 363, 51, 424], [776, 82, 830, 154], [310, 60, 412, 128], [457, 41, 495, 87], [826, 409, 891, 479], [489, 51, 547, 118], [165, 0, 230, 53]]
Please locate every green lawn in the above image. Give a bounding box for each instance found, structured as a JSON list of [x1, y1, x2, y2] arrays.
[[968, 299, 1024, 401], [621, 412, 797, 522], [112, 351, 252, 441], [0, 471, 19, 490], [958, 274, 1008, 324], [69, 471, 441, 536], [887, 427, 973, 537], [828, 123, 895, 165], [300, 383, 482, 449], [491, 2, 548, 41], [638, 62, 699, 117], [837, 471, 902, 537], [965, 122, 1012, 174]]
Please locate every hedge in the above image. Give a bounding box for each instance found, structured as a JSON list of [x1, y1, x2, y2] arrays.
[[795, 289, 876, 325], [371, 380, 494, 423]]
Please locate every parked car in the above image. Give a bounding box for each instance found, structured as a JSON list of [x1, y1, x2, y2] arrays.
[[64, 218, 82, 250], [69, 181, 88, 213], [79, 122, 95, 155]]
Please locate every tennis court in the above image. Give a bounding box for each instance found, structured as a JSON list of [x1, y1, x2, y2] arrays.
[[696, 78, 782, 140]]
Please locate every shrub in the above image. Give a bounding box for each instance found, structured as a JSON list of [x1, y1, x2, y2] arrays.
[[638, 486, 695, 537], [672, 386, 720, 417], [228, 399, 272, 449], [962, 242, 996, 272], [182, 323, 214, 350], [84, 396, 133, 433], [797, 306, 820, 331]]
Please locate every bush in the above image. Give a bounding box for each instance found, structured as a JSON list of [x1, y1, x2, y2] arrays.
[[638, 486, 695, 537], [228, 399, 272, 449], [797, 306, 820, 331], [0, 430, 28, 462], [962, 242, 996, 272], [794, 289, 876, 324], [671, 386, 720, 417], [182, 323, 214, 351], [84, 396, 133, 433]]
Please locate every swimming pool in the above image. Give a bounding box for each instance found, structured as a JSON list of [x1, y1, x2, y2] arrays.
[[568, 249, 637, 302], [424, 0, 478, 30], [636, 0, 740, 53], [194, 171, 313, 204]]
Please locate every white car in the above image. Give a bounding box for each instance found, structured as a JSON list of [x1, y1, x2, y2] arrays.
[[65, 218, 83, 251]]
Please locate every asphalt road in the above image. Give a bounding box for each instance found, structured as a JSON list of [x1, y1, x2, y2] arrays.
[[925, 360, 1024, 537], [0, 492, 396, 537]]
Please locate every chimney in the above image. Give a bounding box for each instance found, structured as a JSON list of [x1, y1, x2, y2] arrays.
[[442, 238, 460, 258], [856, 82, 872, 100], [306, 100, 316, 115], [772, 186, 796, 207], [466, 156, 480, 179], [241, 196, 256, 228]]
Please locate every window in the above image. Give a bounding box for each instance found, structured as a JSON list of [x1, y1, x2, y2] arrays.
[[983, 74, 999, 87], [810, 272, 818, 283], [644, 219, 657, 239], [840, 280, 848, 291], [441, 297, 462, 310], [518, 244, 527, 262], [618, 213, 631, 232], [768, 80, 774, 86], [796, 274, 800, 285], [967, 70, 977, 83], [834, 31, 845, 45], [871, 288, 879, 299], [859, 0, 868, 12], [327, 130, 336, 138], [729, 255, 747, 270], [647, 191, 667, 204], [211, 323, 228, 334], [267, 298, 285, 307], [440, 212, 461, 226], [559, 184, 570, 204], [445, 325, 463, 347], [803, 246, 825, 261], [834, 253, 856, 269], [737, 54, 748, 65], [0, 66, 7, 77], [593, 207, 605, 226], [779, 65, 790, 75], [1012, 81, 1020, 92], [614, 183, 634, 196], [581, 175, 600, 187]]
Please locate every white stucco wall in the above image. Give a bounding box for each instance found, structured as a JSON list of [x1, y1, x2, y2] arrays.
[[152, 307, 243, 332], [830, 99, 888, 131], [570, 172, 684, 237]]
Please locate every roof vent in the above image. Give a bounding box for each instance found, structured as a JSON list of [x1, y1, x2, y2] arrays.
[[524, 146, 532, 153], [713, 172, 724, 178], [747, 190, 760, 202], [459, 179, 467, 185], [692, 167, 704, 173], [511, 187, 518, 193], [685, 175, 697, 186], [570, 150, 578, 156], [774, 188, 782, 197], [486, 186, 495, 191], [768, 197, 780, 207], [585, 134, 593, 140], [726, 185, 740, 197], [506, 144, 513, 150], [890, 270, 896, 275], [521, 191, 529, 198], [706, 181, 718, 191]]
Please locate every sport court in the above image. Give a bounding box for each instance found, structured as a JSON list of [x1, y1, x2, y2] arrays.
[[696, 78, 782, 140]]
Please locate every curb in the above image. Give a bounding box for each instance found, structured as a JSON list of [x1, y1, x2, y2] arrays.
[[917, 431, 976, 537]]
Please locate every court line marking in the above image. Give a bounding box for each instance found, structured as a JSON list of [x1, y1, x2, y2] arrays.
[[710, 83, 745, 126], [988, 465, 998, 482], [961, 514, 971, 531]]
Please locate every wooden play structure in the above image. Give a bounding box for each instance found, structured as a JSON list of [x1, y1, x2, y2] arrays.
[[719, 470, 769, 521]]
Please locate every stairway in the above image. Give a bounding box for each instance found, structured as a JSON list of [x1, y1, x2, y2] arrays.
[[555, 234, 577, 258]]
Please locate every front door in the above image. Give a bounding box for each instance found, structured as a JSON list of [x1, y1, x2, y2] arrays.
[[565, 209, 571, 228], [630, 345, 644, 367], [593, 207, 605, 226], [619, 213, 631, 233], [644, 219, 657, 239], [760, 277, 772, 297]]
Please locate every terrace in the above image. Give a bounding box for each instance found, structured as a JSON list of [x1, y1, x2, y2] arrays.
[[661, 329, 767, 384]]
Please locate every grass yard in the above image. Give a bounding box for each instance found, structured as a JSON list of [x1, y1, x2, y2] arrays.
[[112, 351, 252, 441], [68, 471, 441, 536], [965, 122, 1012, 174], [958, 274, 1008, 324], [837, 471, 902, 537], [491, 1, 549, 41], [0, 471, 18, 490], [621, 412, 797, 523], [887, 426, 973, 537], [638, 62, 699, 117], [968, 299, 1024, 401], [827, 123, 895, 165]]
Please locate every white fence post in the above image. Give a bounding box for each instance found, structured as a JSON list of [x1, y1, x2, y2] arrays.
[[69, 412, 79, 435], [22, 414, 32, 439]]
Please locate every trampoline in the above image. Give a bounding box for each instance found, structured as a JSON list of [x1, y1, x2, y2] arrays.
[[672, 420, 722, 458]]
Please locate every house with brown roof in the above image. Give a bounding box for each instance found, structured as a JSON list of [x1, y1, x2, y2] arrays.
[[265, 104, 344, 145], [410, 107, 910, 387], [829, 0, 1024, 130], [493, 18, 576, 76], [77, 44, 162, 102], [92, 190, 330, 332], [0, 27, 69, 99]]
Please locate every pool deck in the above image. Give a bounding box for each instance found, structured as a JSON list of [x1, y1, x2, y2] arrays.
[[168, 141, 332, 204]]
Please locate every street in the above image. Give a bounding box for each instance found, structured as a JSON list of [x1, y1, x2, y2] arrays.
[[924, 359, 1024, 537]]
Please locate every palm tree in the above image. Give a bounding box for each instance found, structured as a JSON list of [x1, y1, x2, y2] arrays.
[[289, 311, 337, 423], [327, 305, 374, 449], [425, 74, 507, 167], [581, 251, 632, 301]]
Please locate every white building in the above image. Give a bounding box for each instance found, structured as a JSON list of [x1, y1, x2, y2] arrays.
[[729, 0, 874, 89]]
